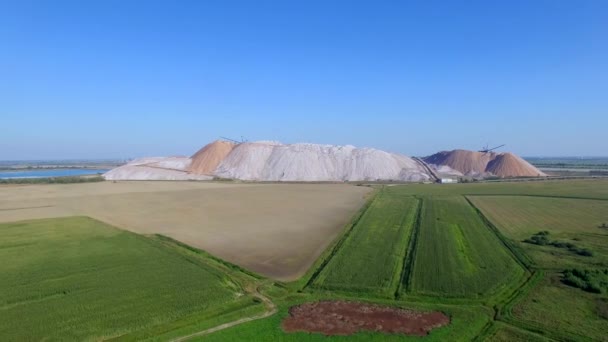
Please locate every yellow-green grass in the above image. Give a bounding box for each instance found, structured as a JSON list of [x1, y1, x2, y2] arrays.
[[313, 190, 419, 294], [469, 196, 608, 270], [387, 179, 608, 200], [0, 217, 258, 341], [511, 273, 608, 341], [407, 196, 526, 298]]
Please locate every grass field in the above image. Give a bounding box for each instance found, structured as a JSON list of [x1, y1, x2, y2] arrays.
[[487, 323, 550, 341], [406, 195, 525, 298], [0, 181, 370, 280], [0, 216, 261, 341], [469, 195, 608, 270], [2, 179, 608, 341], [511, 274, 608, 341], [312, 189, 419, 294], [466, 191, 608, 340]]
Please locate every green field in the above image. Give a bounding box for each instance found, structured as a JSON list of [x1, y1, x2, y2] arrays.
[[469, 195, 608, 270], [510, 274, 608, 341], [3, 179, 608, 341], [406, 195, 525, 298], [466, 193, 608, 340], [0, 217, 261, 341], [313, 189, 419, 294]]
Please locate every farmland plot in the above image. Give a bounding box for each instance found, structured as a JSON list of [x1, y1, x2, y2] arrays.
[[314, 190, 419, 294], [469, 196, 608, 269], [407, 196, 525, 298], [0, 217, 258, 341]]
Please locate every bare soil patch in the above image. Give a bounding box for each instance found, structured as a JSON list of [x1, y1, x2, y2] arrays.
[[0, 182, 370, 281], [282, 301, 449, 336]]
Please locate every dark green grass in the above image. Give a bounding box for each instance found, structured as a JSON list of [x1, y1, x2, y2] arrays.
[[406, 196, 526, 298], [197, 292, 491, 342], [313, 190, 419, 295], [511, 273, 608, 341], [0, 217, 258, 341]]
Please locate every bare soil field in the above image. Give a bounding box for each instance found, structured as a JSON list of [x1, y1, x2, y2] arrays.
[[281, 301, 450, 336], [0, 181, 371, 281]]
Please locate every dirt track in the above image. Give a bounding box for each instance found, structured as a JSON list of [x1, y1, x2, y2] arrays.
[[0, 181, 370, 280]]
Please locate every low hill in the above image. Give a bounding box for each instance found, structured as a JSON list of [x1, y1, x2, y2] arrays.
[[423, 149, 546, 178], [105, 140, 432, 182]]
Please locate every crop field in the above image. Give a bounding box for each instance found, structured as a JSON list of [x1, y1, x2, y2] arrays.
[[0, 217, 260, 341], [0, 181, 371, 280], [2, 179, 608, 341], [312, 189, 419, 294], [406, 195, 525, 298]]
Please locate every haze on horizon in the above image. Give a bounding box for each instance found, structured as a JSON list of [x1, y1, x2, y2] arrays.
[[1, 0, 607, 160]]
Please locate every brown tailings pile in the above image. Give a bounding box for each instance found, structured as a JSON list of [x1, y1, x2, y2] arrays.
[[424, 149, 545, 177], [486, 152, 544, 177], [189, 140, 237, 175], [282, 301, 449, 336]]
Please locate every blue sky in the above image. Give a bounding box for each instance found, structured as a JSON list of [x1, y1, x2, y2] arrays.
[[1, 0, 607, 159]]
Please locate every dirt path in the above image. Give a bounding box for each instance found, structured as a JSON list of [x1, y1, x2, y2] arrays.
[[169, 284, 277, 342]]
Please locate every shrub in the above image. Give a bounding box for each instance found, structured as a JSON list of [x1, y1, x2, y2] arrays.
[[562, 268, 608, 294]]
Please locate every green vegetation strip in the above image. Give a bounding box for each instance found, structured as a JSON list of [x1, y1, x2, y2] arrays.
[[313, 189, 420, 295], [407, 195, 526, 298]]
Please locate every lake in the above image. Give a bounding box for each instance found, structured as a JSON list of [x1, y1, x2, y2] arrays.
[[0, 169, 109, 179]]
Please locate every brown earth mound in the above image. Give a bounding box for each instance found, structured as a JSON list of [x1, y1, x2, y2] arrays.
[[188, 140, 237, 175], [423, 149, 545, 178], [282, 301, 449, 336], [486, 152, 545, 177]]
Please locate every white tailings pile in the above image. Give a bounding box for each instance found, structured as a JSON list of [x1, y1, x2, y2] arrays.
[[104, 141, 432, 182], [104, 157, 212, 181], [214, 142, 431, 182]]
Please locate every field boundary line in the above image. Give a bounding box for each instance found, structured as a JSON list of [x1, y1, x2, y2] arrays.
[[465, 193, 608, 202], [464, 196, 534, 269], [388, 196, 421, 296], [303, 188, 380, 289], [396, 196, 423, 298]]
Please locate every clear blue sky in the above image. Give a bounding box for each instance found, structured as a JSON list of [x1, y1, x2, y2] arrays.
[[1, 0, 607, 159]]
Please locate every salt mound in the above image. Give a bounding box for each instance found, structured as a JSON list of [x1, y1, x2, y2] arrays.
[[146, 156, 191, 171], [104, 157, 210, 181], [215, 142, 430, 182], [189, 140, 237, 175], [423, 149, 545, 177]]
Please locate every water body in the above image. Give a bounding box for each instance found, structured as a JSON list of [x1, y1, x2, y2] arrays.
[[0, 169, 109, 179]]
